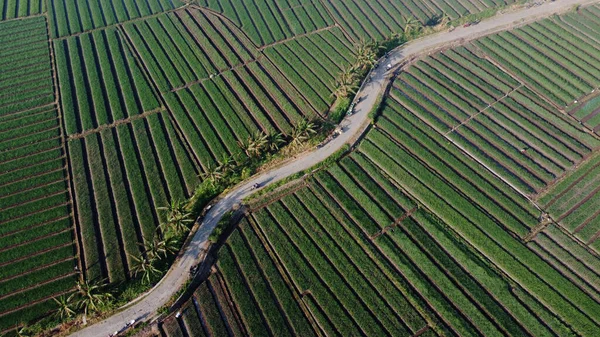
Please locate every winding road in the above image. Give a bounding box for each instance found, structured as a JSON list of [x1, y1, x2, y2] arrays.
[[71, 1, 599, 335]]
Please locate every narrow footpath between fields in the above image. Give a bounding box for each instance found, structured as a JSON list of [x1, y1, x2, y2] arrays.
[[71, 0, 600, 335]]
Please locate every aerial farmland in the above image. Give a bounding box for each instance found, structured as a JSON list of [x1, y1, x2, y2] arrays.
[[1, 0, 600, 337]]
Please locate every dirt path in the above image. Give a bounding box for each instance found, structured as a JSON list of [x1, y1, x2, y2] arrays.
[[70, 1, 600, 335]]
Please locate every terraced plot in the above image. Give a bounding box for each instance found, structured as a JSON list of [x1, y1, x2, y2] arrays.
[[0, 17, 54, 115], [538, 153, 600, 253], [262, 27, 355, 114], [0, 17, 77, 333], [195, 0, 334, 46], [474, 7, 600, 109], [0, 0, 44, 21], [68, 113, 200, 282], [122, 8, 258, 93], [47, 0, 185, 37], [392, 46, 600, 196], [54, 27, 160, 135]]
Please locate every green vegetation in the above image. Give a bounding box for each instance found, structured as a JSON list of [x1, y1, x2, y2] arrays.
[[158, 5, 600, 337], [5, 0, 600, 335]]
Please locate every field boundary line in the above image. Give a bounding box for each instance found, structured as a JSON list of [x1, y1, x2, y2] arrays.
[[258, 24, 337, 51], [170, 58, 262, 93], [445, 84, 523, 135], [51, 4, 191, 41], [67, 107, 165, 140]]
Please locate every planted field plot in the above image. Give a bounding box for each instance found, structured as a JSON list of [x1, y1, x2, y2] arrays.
[[47, 0, 185, 37], [54, 27, 160, 136], [122, 8, 258, 93], [0, 0, 44, 21], [163, 146, 593, 336], [163, 62, 313, 170], [323, 0, 515, 41], [474, 7, 600, 109], [262, 27, 355, 114], [0, 104, 77, 333], [392, 46, 600, 196], [0, 17, 77, 332], [571, 94, 600, 132], [0, 17, 54, 116], [196, 0, 334, 46], [538, 154, 600, 253], [529, 224, 600, 304], [68, 113, 200, 282], [357, 102, 600, 335]]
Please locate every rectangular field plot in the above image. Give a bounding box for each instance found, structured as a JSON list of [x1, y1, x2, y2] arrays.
[[67, 113, 200, 282], [570, 94, 600, 132], [0, 17, 54, 117], [529, 224, 600, 301], [54, 27, 160, 136], [323, 0, 515, 41], [196, 0, 334, 46], [392, 46, 599, 196], [0, 106, 76, 332], [123, 8, 258, 93], [539, 153, 600, 253], [262, 27, 355, 115], [474, 8, 600, 109], [0, 0, 44, 21], [47, 0, 185, 37]]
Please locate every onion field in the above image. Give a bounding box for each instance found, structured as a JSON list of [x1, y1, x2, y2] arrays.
[[195, 0, 335, 45], [164, 86, 600, 336], [474, 7, 600, 109], [0, 17, 77, 332], [158, 5, 600, 337], [68, 113, 200, 282], [4, 0, 600, 334], [47, 0, 185, 37], [54, 27, 160, 135], [0, 0, 44, 21], [393, 46, 600, 196]]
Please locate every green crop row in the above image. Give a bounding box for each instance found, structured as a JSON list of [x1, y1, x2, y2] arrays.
[[361, 130, 600, 335], [48, 0, 184, 37]]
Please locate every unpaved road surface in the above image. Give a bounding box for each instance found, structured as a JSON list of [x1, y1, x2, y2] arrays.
[[72, 1, 599, 335]]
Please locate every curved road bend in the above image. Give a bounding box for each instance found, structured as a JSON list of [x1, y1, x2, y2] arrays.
[[72, 0, 598, 335]]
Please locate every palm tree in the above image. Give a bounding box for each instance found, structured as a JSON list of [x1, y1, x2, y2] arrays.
[[141, 235, 179, 260], [332, 66, 359, 99], [291, 119, 318, 148], [129, 255, 161, 285], [15, 324, 30, 337], [217, 154, 236, 177], [404, 16, 422, 36], [265, 130, 285, 153], [439, 12, 451, 27], [200, 162, 224, 187], [53, 294, 76, 320], [171, 212, 194, 234], [354, 40, 378, 71], [75, 279, 113, 325], [158, 199, 187, 223]]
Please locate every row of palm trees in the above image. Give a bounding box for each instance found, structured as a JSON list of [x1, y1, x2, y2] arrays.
[[201, 119, 318, 188], [46, 199, 195, 332], [129, 199, 194, 284]]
